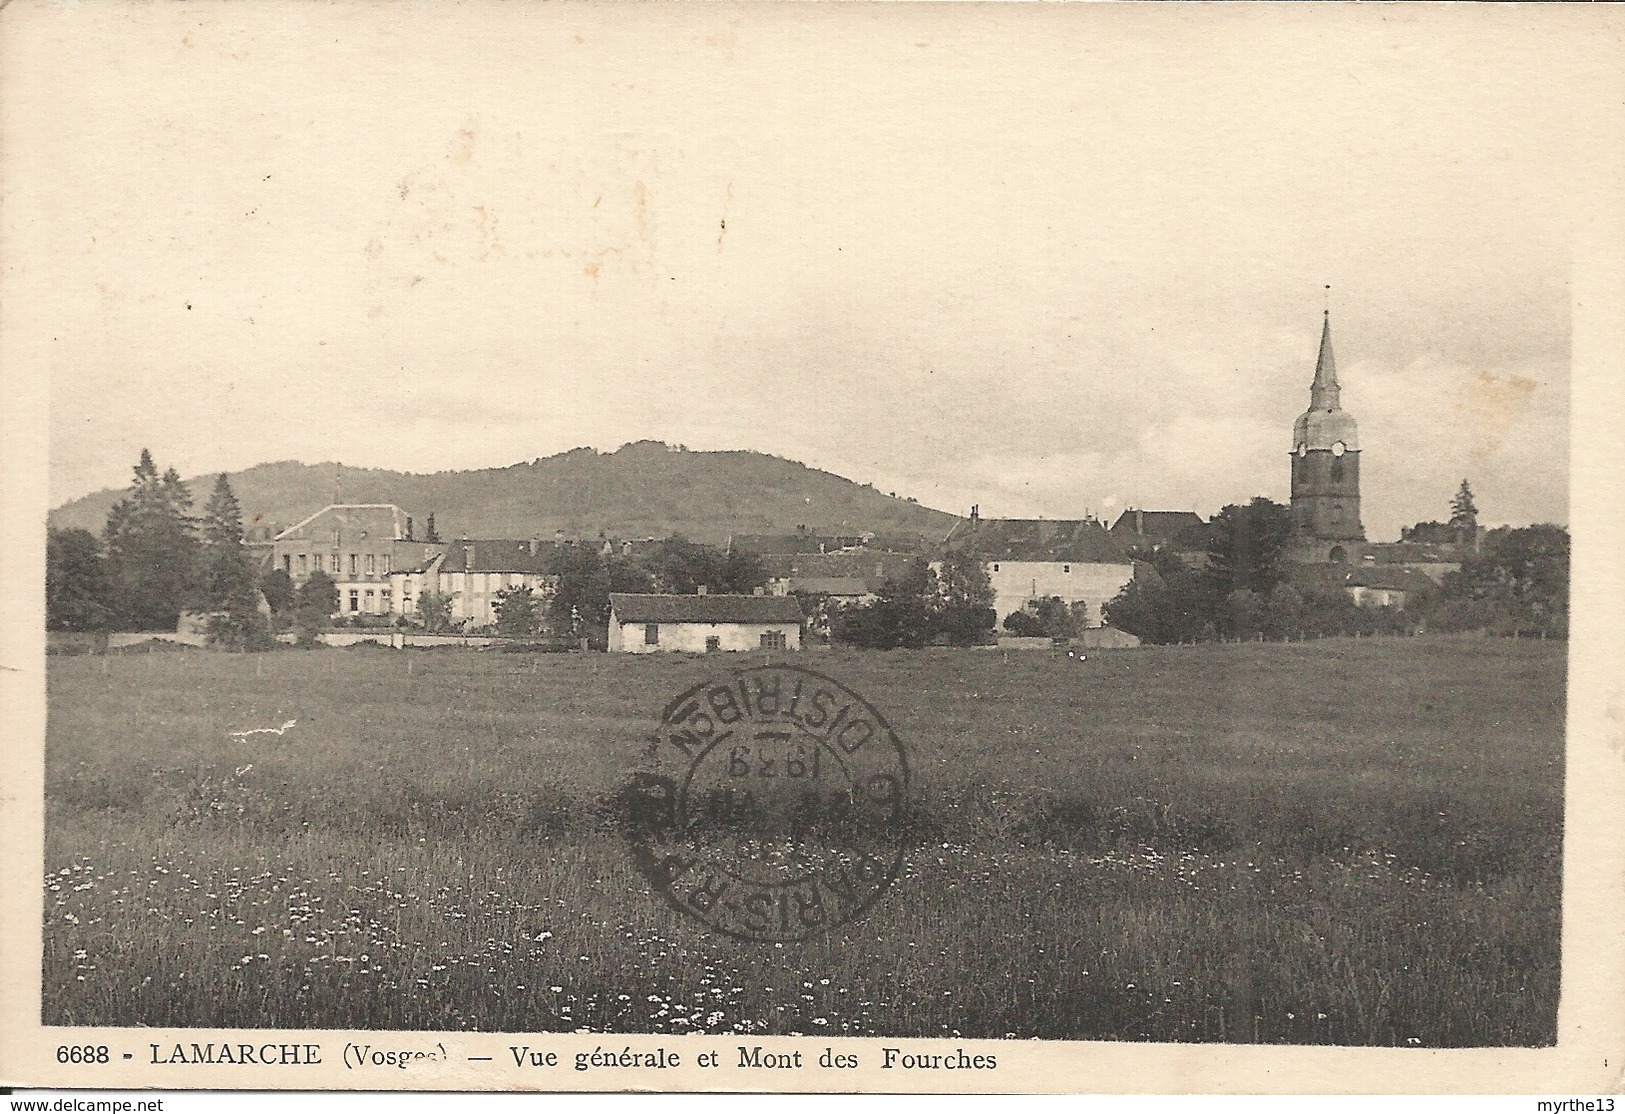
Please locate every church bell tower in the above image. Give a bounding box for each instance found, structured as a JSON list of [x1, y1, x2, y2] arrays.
[[1289, 310, 1364, 562]]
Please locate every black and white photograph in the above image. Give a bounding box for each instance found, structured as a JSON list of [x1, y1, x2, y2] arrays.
[[2, 1, 1622, 1096]]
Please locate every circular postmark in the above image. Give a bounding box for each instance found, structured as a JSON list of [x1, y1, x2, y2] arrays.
[[621, 664, 909, 942]]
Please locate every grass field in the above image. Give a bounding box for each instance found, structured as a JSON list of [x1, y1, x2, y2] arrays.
[[42, 636, 1564, 1045]]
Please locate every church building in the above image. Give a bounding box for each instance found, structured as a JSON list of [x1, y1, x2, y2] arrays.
[[1288, 312, 1365, 563]]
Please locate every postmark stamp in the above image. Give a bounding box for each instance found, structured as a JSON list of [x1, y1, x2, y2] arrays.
[[622, 664, 909, 942]]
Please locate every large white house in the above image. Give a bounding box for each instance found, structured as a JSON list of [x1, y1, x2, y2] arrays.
[[941, 509, 1134, 627], [393, 538, 559, 627], [607, 592, 804, 653], [272, 504, 444, 618]]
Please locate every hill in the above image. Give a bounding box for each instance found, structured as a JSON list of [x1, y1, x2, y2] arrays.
[[48, 442, 963, 547]]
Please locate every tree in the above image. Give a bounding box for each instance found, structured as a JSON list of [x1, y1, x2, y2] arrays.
[[1222, 589, 1265, 640], [1399, 520, 1453, 544], [294, 568, 338, 646], [832, 558, 938, 649], [1449, 480, 1479, 534], [1032, 596, 1074, 639], [549, 545, 611, 634], [47, 528, 112, 631], [260, 567, 295, 617], [415, 588, 453, 633], [102, 449, 202, 631], [935, 552, 996, 645], [1262, 582, 1306, 640], [493, 586, 543, 638], [200, 474, 272, 650], [1434, 524, 1569, 636], [547, 545, 654, 639], [1001, 609, 1046, 637], [645, 535, 767, 595], [1104, 556, 1220, 645], [1206, 497, 1294, 596]]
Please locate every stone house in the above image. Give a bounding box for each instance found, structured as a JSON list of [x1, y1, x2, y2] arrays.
[[606, 592, 804, 653]]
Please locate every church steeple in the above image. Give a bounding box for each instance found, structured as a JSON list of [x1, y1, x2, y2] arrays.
[[1310, 310, 1340, 412], [1289, 304, 1364, 557]]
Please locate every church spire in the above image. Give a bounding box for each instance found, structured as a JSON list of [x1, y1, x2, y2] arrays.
[[1310, 310, 1340, 412]]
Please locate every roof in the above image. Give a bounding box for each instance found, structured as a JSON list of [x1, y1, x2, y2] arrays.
[[439, 539, 557, 575], [759, 551, 921, 581], [943, 517, 1129, 563], [1109, 510, 1207, 546], [1293, 313, 1360, 451], [1310, 312, 1341, 411], [609, 593, 806, 625], [1346, 567, 1438, 594], [1286, 563, 1438, 596], [1364, 542, 1465, 566], [731, 535, 897, 555], [274, 504, 412, 543], [784, 577, 875, 597]]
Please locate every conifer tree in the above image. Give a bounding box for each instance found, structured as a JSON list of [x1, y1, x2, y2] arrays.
[[102, 450, 201, 630], [1449, 479, 1479, 542], [200, 473, 271, 649], [46, 528, 113, 631]]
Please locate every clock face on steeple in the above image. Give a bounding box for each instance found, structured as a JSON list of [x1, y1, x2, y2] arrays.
[[1332, 441, 1346, 457]]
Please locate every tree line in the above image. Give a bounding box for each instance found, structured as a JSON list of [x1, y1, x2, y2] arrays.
[[1102, 489, 1569, 644], [468, 535, 773, 642], [49, 459, 1566, 649], [47, 450, 275, 649]]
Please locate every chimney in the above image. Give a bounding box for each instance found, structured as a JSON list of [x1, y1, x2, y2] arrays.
[[425, 513, 439, 543], [463, 542, 474, 569], [405, 516, 414, 541], [529, 537, 539, 556], [970, 504, 980, 524], [1135, 508, 1144, 535], [753, 586, 764, 596], [554, 529, 565, 544], [697, 585, 707, 596]]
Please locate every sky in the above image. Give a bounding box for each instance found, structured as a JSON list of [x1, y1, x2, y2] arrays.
[[6, 4, 1594, 541]]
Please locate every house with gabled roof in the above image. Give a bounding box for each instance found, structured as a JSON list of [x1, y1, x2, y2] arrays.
[[607, 591, 804, 653], [390, 537, 560, 627], [941, 506, 1134, 627], [272, 504, 444, 618], [1109, 509, 1208, 552]]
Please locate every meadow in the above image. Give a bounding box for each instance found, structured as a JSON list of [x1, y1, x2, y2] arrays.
[[42, 636, 1564, 1045]]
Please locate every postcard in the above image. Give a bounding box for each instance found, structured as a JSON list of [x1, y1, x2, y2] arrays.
[[2, 0, 1621, 1096]]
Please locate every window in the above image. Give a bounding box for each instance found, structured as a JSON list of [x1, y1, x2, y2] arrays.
[[284, 554, 293, 574], [331, 552, 341, 574], [1063, 565, 1071, 574], [349, 554, 359, 576], [760, 630, 787, 650], [1331, 505, 1344, 524], [644, 623, 659, 645], [993, 563, 1001, 572], [366, 554, 375, 575], [381, 554, 390, 575], [382, 590, 392, 610], [348, 590, 359, 612], [705, 636, 721, 652]]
